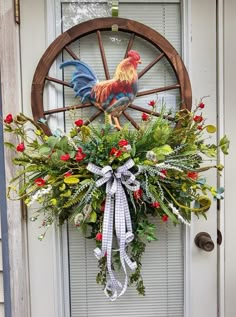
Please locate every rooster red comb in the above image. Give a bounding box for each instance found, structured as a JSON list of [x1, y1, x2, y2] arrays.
[[127, 50, 141, 61]]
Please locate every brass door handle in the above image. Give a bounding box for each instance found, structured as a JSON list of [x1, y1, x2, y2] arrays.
[[194, 232, 215, 252]]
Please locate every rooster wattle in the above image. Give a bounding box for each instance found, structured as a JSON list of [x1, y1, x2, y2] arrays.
[[60, 50, 141, 129]]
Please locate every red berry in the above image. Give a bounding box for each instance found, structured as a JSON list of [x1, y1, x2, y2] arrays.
[[64, 172, 72, 177], [110, 147, 118, 156], [74, 119, 84, 127], [162, 215, 169, 222], [152, 201, 160, 208], [199, 102, 205, 109], [60, 153, 70, 161], [118, 139, 129, 147], [148, 100, 155, 107], [115, 150, 122, 158], [4, 114, 13, 124], [96, 232, 103, 241], [187, 171, 198, 180], [75, 150, 86, 161], [142, 113, 149, 121], [16, 143, 25, 152], [193, 115, 203, 123], [134, 188, 143, 200], [34, 178, 46, 187]]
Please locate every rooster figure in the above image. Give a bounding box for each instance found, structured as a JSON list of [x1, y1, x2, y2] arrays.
[[60, 50, 141, 129]]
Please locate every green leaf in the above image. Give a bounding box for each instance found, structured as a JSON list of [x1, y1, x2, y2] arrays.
[[200, 144, 217, 157], [219, 135, 230, 155], [153, 125, 171, 145], [38, 144, 51, 155], [206, 125, 217, 133], [58, 136, 69, 152], [68, 151, 76, 158], [47, 136, 59, 148], [152, 144, 173, 160], [51, 150, 64, 163], [88, 211, 97, 223], [157, 199, 179, 223], [4, 142, 16, 150], [64, 177, 80, 184]]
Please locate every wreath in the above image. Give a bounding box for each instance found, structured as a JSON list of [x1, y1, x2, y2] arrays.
[[3, 98, 229, 300]]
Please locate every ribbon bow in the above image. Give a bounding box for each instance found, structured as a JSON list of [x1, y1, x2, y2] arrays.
[[87, 159, 140, 301]]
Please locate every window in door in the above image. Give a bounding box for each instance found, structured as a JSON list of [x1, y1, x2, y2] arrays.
[[53, 1, 185, 316]]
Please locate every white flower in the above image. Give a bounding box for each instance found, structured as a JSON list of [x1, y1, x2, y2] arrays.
[[27, 185, 52, 206], [74, 213, 84, 226], [146, 150, 157, 161], [168, 203, 190, 226], [123, 144, 132, 152]]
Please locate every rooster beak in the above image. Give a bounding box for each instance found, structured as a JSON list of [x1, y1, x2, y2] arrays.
[[138, 60, 142, 64]]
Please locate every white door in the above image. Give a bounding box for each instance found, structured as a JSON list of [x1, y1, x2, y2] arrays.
[[19, 0, 220, 316]]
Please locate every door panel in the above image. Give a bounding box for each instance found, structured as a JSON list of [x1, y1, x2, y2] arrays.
[[19, 0, 219, 316]]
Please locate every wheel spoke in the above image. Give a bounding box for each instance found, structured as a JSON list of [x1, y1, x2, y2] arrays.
[[124, 33, 135, 58], [44, 103, 93, 116], [97, 31, 110, 79], [137, 84, 180, 97], [129, 104, 175, 121], [138, 53, 165, 79], [45, 76, 71, 87], [64, 46, 80, 60], [84, 109, 103, 125], [122, 111, 140, 130]]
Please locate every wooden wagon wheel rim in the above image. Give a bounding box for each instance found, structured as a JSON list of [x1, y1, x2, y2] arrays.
[[31, 17, 192, 135]]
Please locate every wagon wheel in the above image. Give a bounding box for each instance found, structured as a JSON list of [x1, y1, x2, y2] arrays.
[[31, 17, 192, 135]]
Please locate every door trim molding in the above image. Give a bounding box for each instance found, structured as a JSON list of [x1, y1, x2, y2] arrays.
[[182, 0, 192, 316], [216, 0, 225, 316]]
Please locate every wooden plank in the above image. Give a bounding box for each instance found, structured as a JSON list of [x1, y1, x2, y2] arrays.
[[0, 274, 3, 303], [124, 33, 135, 58], [129, 104, 175, 121], [138, 53, 165, 79], [45, 76, 71, 87], [84, 109, 103, 125], [0, 304, 4, 317], [122, 111, 140, 129], [96, 30, 110, 79], [64, 46, 79, 60], [0, 243, 2, 272], [44, 103, 93, 115], [137, 84, 180, 97], [0, 0, 31, 316]]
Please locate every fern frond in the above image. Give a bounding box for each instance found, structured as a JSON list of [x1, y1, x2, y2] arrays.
[[63, 180, 94, 208]]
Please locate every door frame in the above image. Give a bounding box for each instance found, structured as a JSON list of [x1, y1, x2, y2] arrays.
[[7, 0, 225, 316]]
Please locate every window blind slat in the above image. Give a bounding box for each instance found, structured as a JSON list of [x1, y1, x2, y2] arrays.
[[58, 2, 184, 316], [68, 219, 184, 317]]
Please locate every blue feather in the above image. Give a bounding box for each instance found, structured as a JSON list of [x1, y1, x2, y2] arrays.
[[60, 60, 98, 102]]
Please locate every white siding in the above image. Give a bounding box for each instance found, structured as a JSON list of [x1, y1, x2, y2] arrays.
[[0, 0, 31, 316]]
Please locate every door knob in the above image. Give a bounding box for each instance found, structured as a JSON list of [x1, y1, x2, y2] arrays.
[[194, 232, 215, 252]]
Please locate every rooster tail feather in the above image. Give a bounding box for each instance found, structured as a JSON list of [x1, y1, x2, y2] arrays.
[[60, 60, 98, 102]]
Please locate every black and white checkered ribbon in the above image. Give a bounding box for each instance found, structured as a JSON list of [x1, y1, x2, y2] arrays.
[[87, 159, 140, 301]]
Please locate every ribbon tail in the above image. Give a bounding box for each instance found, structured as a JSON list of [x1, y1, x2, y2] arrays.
[[115, 182, 137, 299], [103, 194, 122, 301]]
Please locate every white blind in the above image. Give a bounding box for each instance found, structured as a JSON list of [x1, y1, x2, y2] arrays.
[[58, 2, 184, 316], [68, 219, 184, 317]]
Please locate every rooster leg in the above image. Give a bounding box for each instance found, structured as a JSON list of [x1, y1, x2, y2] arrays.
[[113, 117, 122, 130], [107, 114, 113, 126]]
